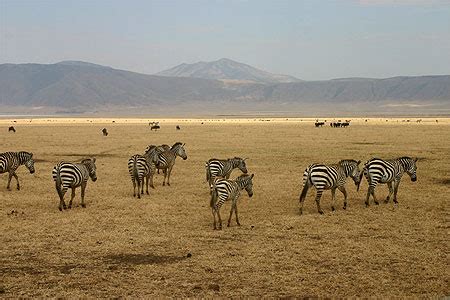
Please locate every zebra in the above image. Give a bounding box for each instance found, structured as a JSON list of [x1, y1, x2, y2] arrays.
[[210, 174, 254, 230], [0, 151, 35, 190], [146, 144, 170, 174], [205, 157, 248, 188], [127, 146, 160, 198], [299, 159, 362, 215], [155, 142, 187, 186], [52, 158, 97, 211], [361, 157, 418, 207]]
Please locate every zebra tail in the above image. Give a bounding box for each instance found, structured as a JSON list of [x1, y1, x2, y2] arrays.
[[133, 158, 140, 185], [210, 181, 218, 209], [299, 168, 311, 202], [357, 166, 367, 192], [55, 166, 63, 199], [205, 161, 211, 183]]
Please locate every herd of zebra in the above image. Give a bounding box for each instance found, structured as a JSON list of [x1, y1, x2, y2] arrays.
[[1, 150, 417, 229]]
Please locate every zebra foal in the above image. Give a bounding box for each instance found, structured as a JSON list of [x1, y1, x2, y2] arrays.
[[210, 174, 254, 230], [52, 158, 97, 211], [299, 159, 362, 214], [361, 157, 418, 206], [0, 151, 35, 190]]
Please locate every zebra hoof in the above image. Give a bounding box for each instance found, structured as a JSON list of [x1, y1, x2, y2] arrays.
[[365, 202, 369, 207], [162, 183, 165, 186], [151, 185, 155, 189], [17, 186, 20, 191], [7, 187, 11, 191], [343, 206, 346, 210], [319, 211, 324, 215], [374, 201, 379, 205], [331, 207, 335, 212], [59, 207, 63, 211], [167, 183, 171, 186], [81, 204, 86, 208]]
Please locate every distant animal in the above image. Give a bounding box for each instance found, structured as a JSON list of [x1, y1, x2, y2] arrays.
[[210, 174, 254, 230], [8, 126, 16, 133], [155, 142, 187, 186], [147, 144, 170, 174], [151, 125, 160, 131], [0, 151, 35, 190], [205, 157, 248, 188], [341, 122, 350, 128], [52, 158, 97, 211], [361, 157, 417, 207], [331, 122, 342, 128], [314, 122, 325, 127], [299, 159, 362, 214], [127, 146, 160, 198], [176, 125, 181, 130], [102, 128, 108, 136]]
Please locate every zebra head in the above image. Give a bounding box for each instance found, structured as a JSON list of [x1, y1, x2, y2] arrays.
[[237, 173, 254, 198], [340, 159, 362, 187], [401, 157, 418, 182], [82, 158, 97, 182], [23, 152, 35, 174], [232, 157, 248, 174], [172, 142, 187, 160]]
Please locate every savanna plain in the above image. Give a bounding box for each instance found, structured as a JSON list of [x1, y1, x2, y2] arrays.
[[0, 118, 449, 298]]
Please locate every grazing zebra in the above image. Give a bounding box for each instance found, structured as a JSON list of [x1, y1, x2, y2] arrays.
[[299, 159, 362, 215], [0, 151, 35, 190], [156, 142, 187, 186], [361, 157, 418, 206], [210, 174, 254, 230], [52, 158, 97, 211], [205, 157, 248, 188], [127, 145, 160, 198]]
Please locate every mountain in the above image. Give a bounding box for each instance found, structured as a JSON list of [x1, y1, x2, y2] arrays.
[[0, 61, 449, 115], [156, 58, 301, 84]]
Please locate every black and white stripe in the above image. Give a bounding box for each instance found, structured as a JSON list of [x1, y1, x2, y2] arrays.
[[0, 151, 35, 190], [299, 159, 361, 214], [52, 158, 97, 211], [156, 142, 187, 186], [205, 157, 248, 187], [362, 157, 418, 206], [210, 174, 254, 230], [127, 145, 161, 198]]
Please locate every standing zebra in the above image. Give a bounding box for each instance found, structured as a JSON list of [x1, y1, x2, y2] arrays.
[[52, 158, 97, 211], [0, 151, 35, 190], [361, 157, 418, 206], [299, 159, 362, 215], [205, 157, 248, 187], [210, 174, 254, 230], [147, 144, 170, 175], [128, 146, 161, 198], [156, 142, 187, 186]]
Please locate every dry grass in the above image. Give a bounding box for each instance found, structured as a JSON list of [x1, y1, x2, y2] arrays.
[[0, 119, 449, 297]]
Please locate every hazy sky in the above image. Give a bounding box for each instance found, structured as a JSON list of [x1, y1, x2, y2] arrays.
[[1, 0, 449, 80]]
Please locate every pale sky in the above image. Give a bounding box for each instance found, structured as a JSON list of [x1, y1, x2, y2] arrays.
[[1, 0, 449, 80]]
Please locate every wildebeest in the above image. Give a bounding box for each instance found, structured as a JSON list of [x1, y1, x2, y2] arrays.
[[176, 125, 181, 130], [341, 122, 350, 128], [102, 128, 108, 136], [151, 125, 160, 131], [315, 122, 325, 127], [8, 126, 16, 133]]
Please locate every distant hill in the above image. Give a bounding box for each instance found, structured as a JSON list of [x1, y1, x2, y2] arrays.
[[0, 61, 449, 115], [156, 58, 301, 84]]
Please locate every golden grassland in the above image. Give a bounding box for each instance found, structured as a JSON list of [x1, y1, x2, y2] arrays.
[[0, 118, 449, 297]]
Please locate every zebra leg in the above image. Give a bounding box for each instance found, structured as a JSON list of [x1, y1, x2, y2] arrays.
[[12, 173, 20, 190], [338, 186, 348, 210], [166, 166, 173, 186], [299, 183, 310, 215], [212, 208, 217, 230], [68, 188, 75, 209], [150, 172, 155, 189], [234, 203, 240, 226], [80, 182, 87, 208], [393, 180, 400, 204], [227, 204, 234, 227], [386, 182, 394, 203], [137, 178, 141, 199], [162, 169, 167, 186], [58, 187, 68, 211], [6, 172, 13, 190], [145, 174, 150, 195], [140, 177, 144, 195], [228, 195, 239, 227], [331, 188, 337, 211], [315, 190, 324, 214], [132, 179, 137, 197], [217, 209, 222, 230]]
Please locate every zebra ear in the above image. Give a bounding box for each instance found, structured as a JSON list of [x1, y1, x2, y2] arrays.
[[414, 157, 418, 162], [92, 157, 96, 163], [30, 152, 33, 157], [243, 158, 248, 161], [357, 160, 361, 165], [183, 143, 185, 146], [250, 174, 254, 179]]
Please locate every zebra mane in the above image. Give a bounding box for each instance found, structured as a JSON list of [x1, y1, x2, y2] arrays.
[[338, 159, 358, 166], [399, 156, 413, 161], [171, 142, 183, 149], [19, 151, 33, 158]]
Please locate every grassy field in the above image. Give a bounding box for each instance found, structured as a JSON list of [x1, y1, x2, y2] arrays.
[[0, 118, 448, 297]]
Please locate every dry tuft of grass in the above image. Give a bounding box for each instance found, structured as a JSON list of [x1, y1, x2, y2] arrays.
[[0, 119, 449, 297]]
